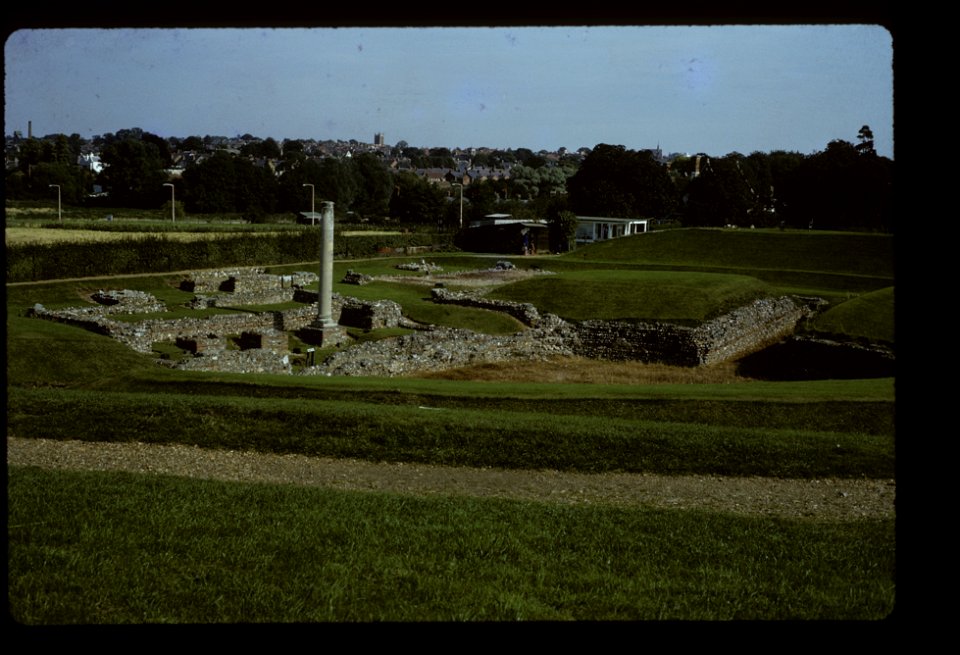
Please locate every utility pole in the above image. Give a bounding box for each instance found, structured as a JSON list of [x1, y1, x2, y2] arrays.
[[48, 185, 61, 222], [163, 183, 176, 222]]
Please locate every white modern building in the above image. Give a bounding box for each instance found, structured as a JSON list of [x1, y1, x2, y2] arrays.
[[575, 216, 649, 244]]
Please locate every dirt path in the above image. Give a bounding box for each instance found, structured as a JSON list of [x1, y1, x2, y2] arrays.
[[7, 437, 895, 521]]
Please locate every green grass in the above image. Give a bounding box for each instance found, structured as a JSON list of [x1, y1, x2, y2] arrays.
[[6, 385, 894, 478], [8, 467, 895, 623], [566, 228, 894, 278], [489, 270, 771, 322], [554, 229, 894, 300], [809, 286, 895, 344], [336, 280, 525, 334], [6, 274, 194, 311], [5, 227, 897, 622], [6, 316, 158, 388]]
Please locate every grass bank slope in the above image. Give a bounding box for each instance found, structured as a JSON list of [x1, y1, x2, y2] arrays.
[[488, 269, 770, 322], [566, 228, 893, 277]]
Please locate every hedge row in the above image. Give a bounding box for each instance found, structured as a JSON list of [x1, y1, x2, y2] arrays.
[[6, 231, 457, 282]]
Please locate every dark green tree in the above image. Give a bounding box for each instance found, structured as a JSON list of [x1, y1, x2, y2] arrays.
[[785, 138, 892, 231], [99, 137, 167, 207], [463, 179, 501, 222], [548, 207, 579, 253], [142, 132, 173, 168], [180, 135, 205, 151], [682, 154, 755, 227], [350, 152, 393, 219], [856, 125, 876, 157], [389, 172, 447, 226], [567, 144, 677, 218], [180, 150, 239, 213], [239, 139, 278, 159], [312, 158, 359, 209]]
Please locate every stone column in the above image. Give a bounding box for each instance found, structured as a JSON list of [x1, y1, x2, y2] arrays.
[[317, 201, 336, 327], [301, 201, 345, 346]]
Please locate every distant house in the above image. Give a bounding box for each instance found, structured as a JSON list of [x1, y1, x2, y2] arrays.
[[575, 216, 649, 244], [77, 152, 104, 174], [457, 214, 550, 255]]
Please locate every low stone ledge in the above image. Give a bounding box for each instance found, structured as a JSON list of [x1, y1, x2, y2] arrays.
[[430, 288, 542, 326]]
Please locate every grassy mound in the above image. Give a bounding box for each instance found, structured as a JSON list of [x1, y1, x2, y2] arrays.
[[808, 286, 895, 344], [566, 228, 894, 279], [488, 270, 771, 323]]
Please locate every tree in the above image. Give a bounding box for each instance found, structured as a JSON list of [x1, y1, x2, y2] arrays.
[[142, 132, 173, 168], [281, 139, 304, 155], [567, 144, 677, 218], [509, 164, 570, 200], [180, 135, 204, 151], [682, 154, 755, 227], [181, 150, 238, 213], [548, 208, 579, 253], [389, 172, 446, 226], [856, 125, 876, 157], [350, 152, 393, 219], [779, 138, 892, 231], [261, 138, 282, 160], [312, 158, 359, 209], [509, 165, 541, 200], [240, 137, 281, 160], [463, 179, 501, 222], [99, 137, 167, 207]]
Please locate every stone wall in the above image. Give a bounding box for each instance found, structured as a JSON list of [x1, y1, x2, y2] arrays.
[[25, 267, 818, 378], [300, 296, 814, 377], [692, 296, 812, 365], [304, 325, 574, 377], [28, 287, 406, 363], [430, 287, 542, 326], [180, 267, 317, 294], [173, 348, 293, 374], [567, 319, 703, 366], [567, 297, 811, 366], [91, 289, 168, 314]]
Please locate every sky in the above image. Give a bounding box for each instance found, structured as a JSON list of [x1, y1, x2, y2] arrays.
[[4, 25, 894, 159]]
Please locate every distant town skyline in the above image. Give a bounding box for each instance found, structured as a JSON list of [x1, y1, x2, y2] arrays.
[[5, 25, 894, 159]]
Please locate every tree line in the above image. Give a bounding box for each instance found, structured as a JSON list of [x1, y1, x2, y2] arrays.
[[5, 126, 892, 232]]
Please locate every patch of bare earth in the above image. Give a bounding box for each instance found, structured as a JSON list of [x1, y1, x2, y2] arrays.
[[7, 437, 894, 521]]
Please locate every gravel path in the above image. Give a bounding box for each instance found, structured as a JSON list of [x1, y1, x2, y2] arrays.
[[8, 437, 895, 521]]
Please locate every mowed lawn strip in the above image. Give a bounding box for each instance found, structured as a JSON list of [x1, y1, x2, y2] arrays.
[[7, 387, 894, 479], [8, 466, 896, 623]]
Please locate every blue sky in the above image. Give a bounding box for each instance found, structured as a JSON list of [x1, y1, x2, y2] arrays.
[[4, 25, 894, 158]]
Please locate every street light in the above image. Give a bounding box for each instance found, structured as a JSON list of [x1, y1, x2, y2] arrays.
[[302, 183, 315, 223], [163, 183, 175, 223], [452, 182, 463, 229], [48, 184, 61, 222]]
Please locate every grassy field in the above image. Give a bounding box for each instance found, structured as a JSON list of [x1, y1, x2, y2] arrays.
[[6, 225, 896, 623], [4, 226, 277, 245], [5, 226, 405, 244], [9, 467, 894, 623], [488, 270, 771, 322]]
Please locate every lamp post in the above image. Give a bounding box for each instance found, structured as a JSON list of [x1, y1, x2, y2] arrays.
[[303, 183, 315, 223], [48, 184, 61, 222], [163, 183, 175, 223], [452, 182, 463, 229]]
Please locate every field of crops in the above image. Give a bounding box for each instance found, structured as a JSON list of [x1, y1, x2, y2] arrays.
[[5, 226, 265, 245]]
